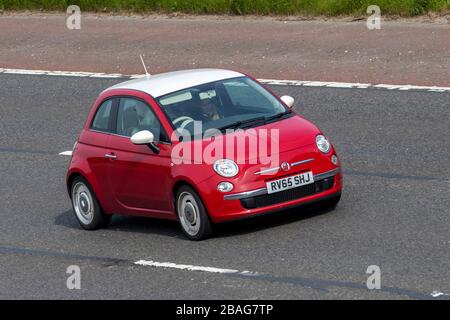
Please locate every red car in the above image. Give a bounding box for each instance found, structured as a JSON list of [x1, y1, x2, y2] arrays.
[[66, 69, 342, 240]]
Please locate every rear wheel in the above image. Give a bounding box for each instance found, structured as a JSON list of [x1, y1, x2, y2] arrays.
[[71, 176, 111, 230], [176, 186, 213, 240]]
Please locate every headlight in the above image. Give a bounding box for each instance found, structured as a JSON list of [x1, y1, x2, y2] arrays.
[[316, 135, 331, 153], [213, 159, 239, 178]]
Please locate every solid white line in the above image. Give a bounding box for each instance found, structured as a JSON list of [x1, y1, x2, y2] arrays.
[[59, 151, 73, 156], [1, 68, 449, 93], [1, 68, 126, 79], [135, 259, 257, 275], [0, 68, 48, 75], [257, 78, 450, 92]]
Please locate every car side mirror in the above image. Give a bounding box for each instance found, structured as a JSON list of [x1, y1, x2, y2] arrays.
[[131, 130, 154, 144], [280, 95, 295, 108], [130, 130, 160, 154]]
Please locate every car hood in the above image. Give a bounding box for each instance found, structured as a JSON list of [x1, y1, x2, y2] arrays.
[[260, 114, 320, 153], [172, 115, 321, 164]]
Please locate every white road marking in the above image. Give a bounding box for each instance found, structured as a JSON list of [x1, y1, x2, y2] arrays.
[[0, 68, 48, 75], [135, 259, 448, 299], [1, 68, 126, 79], [59, 151, 73, 156], [304, 81, 330, 87], [1, 68, 449, 93], [430, 290, 450, 298], [130, 74, 146, 79], [325, 82, 359, 88], [260, 78, 450, 92], [135, 259, 257, 276]]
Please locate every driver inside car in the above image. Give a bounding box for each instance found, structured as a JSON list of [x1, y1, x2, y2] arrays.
[[199, 97, 221, 122]]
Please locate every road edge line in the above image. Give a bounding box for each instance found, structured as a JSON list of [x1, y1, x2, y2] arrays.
[[1, 68, 450, 92]]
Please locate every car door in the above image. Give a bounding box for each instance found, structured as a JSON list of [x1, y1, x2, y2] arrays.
[[106, 96, 173, 217], [78, 98, 117, 212]]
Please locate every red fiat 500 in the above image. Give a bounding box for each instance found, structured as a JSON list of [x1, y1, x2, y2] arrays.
[[66, 69, 342, 240]]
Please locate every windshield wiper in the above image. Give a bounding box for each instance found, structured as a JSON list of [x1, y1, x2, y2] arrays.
[[264, 109, 293, 123], [217, 116, 266, 131], [216, 110, 292, 132]]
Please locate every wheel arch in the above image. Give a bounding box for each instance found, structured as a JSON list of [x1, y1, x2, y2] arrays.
[[66, 171, 84, 197], [66, 170, 112, 214], [172, 179, 207, 214]]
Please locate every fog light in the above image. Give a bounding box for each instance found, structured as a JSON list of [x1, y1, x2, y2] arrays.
[[217, 182, 234, 192], [331, 154, 339, 165]]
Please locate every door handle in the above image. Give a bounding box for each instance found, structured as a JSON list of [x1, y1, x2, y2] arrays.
[[104, 153, 117, 159]]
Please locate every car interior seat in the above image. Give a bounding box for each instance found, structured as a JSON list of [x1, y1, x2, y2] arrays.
[[121, 106, 140, 137]]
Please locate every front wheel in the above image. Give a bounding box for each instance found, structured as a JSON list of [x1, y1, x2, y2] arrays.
[[176, 186, 213, 240], [71, 176, 111, 230]]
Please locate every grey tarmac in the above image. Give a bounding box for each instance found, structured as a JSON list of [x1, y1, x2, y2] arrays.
[[0, 73, 449, 299]]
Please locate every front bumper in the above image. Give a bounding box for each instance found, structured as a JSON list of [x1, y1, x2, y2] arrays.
[[198, 167, 343, 223], [223, 168, 340, 201]]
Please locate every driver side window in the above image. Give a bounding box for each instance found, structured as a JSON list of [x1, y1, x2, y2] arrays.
[[116, 98, 167, 142]]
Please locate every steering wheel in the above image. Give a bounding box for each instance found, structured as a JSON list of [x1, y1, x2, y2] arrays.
[[173, 116, 195, 131]]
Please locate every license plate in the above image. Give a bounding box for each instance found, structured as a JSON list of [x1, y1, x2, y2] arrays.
[[266, 171, 314, 194]]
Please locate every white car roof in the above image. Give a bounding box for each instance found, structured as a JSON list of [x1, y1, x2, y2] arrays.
[[106, 68, 244, 98]]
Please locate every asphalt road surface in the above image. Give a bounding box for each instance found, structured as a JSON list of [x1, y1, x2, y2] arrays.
[[0, 74, 449, 299]]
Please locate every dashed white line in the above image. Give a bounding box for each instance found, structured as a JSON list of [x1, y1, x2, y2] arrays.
[[1, 68, 449, 93], [134, 259, 449, 299], [135, 259, 257, 276], [58, 151, 73, 156], [430, 291, 450, 298]]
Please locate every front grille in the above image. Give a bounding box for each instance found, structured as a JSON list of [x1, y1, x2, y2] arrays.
[[240, 177, 335, 209]]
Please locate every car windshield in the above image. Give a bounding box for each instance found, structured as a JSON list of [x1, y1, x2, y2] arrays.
[[156, 76, 289, 137]]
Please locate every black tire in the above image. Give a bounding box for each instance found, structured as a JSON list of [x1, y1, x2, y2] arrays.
[[70, 176, 111, 230], [176, 186, 213, 240]]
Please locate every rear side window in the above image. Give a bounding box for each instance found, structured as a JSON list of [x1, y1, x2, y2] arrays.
[[91, 99, 113, 132]]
